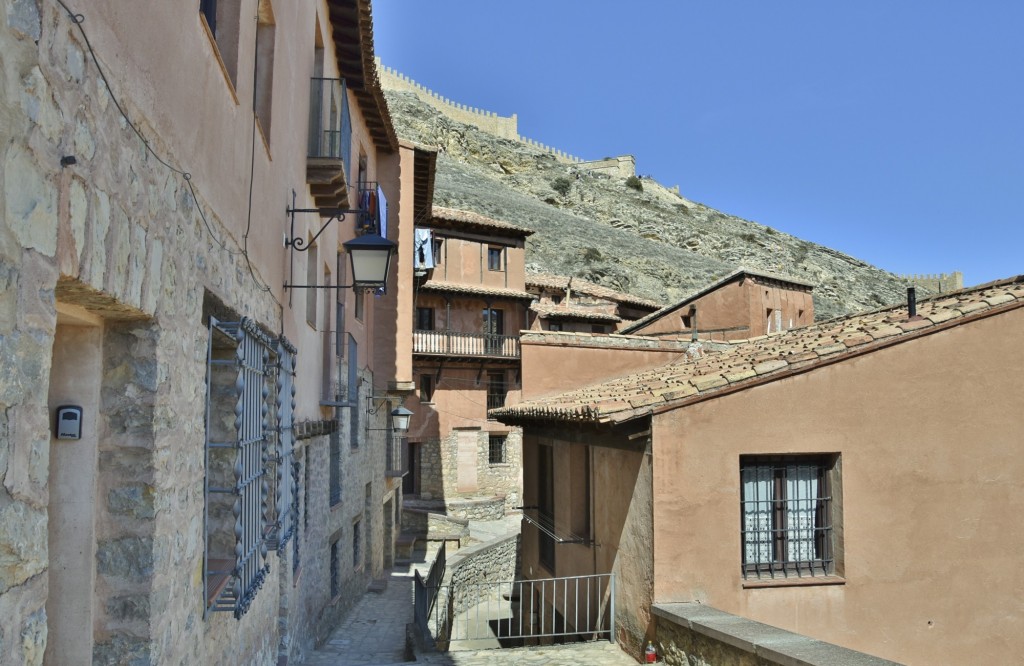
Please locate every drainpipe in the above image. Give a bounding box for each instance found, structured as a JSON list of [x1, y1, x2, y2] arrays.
[[690, 306, 698, 342]]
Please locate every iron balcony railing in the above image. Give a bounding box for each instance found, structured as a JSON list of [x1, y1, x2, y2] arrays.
[[413, 330, 520, 359], [308, 77, 352, 175]]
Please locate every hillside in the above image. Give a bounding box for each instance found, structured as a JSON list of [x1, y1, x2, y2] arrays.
[[383, 88, 918, 320]]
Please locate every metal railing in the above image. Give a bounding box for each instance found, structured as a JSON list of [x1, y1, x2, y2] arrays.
[[414, 542, 448, 644], [413, 330, 520, 358], [486, 392, 507, 411], [308, 77, 351, 175], [424, 573, 615, 650]]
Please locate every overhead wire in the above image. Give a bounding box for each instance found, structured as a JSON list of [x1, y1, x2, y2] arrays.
[[53, 1, 284, 303]]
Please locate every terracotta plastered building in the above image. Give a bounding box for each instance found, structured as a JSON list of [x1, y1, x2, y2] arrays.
[[402, 207, 534, 517], [494, 276, 1024, 664], [526, 272, 662, 333], [620, 267, 814, 341], [0, 1, 431, 663]]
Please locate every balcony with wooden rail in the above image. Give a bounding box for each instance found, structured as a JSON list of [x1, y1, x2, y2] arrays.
[[413, 329, 520, 361]]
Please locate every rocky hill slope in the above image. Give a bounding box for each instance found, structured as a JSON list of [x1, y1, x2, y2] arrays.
[[383, 88, 918, 320]]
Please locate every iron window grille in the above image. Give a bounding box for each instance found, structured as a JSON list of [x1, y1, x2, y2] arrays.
[[330, 537, 340, 598], [740, 455, 835, 580], [489, 435, 507, 465], [487, 372, 507, 411], [204, 317, 297, 619], [329, 429, 342, 506], [353, 519, 362, 568]]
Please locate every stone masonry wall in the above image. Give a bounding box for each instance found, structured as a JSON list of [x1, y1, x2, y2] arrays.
[[432, 533, 521, 645], [419, 428, 522, 513], [1, 5, 278, 664]]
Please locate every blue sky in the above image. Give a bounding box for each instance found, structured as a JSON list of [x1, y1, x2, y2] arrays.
[[373, 2, 1023, 287]]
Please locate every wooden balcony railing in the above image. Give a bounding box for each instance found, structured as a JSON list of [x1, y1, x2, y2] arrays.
[[413, 330, 520, 359]]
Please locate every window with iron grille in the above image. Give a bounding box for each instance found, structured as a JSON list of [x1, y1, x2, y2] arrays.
[[348, 334, 359, 449], [740, 455, 837, 580], [329, 429, 342, 506], [489, 435, 506, 465], [487, 371, 506, 411], [330, 536, 340, 598], [353, 518, 362, 568], [204, 316, 296, 619]]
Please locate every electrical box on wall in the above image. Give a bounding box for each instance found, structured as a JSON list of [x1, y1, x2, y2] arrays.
[[55, 405, 83, 440]]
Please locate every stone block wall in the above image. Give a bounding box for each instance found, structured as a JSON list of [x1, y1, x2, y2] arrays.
[[417, 428, 522, 512]]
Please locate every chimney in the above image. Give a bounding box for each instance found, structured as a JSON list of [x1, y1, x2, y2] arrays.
[[907, 287, 917, 319]]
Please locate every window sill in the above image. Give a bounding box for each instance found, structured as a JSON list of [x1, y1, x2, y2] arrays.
[[742, 575, 845, 589], [419, 400, 435, 405]]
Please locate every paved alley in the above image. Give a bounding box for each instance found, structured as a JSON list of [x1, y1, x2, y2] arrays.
[[303, 517, 637, 665]]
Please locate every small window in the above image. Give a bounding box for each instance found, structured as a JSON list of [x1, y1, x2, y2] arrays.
[[352, 519, 362, 568], [551, 295, 563, 305], [254, 0, 276, 139], [329, 535, 340, 598], [416, 307, 434, 331], [547, 322, 562, 332], [419, 375, 434, 403], [740, 455, 839, 580], [329, 430, 341, 506], [354, 288, 364, 321], [489, 435, 507, 465], [200, 0, 241, 88], [681, 314, 691, 328], [538, 444, 555, 572], [487, 247, 503, 271], [486, 371, 506, 411], [591, 324, 606, 334], [432, 237, 443, 263]]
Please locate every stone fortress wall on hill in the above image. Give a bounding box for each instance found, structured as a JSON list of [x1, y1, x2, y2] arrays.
[[899, 271, 964, 294], [376, 59, 637, 179]]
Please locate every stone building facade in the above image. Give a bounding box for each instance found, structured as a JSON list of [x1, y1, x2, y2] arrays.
[[0, 1, 427, 664]]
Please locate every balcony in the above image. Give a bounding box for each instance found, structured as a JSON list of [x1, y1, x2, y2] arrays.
[[413, 330, 520, 360], [307, 77, 352, 209]]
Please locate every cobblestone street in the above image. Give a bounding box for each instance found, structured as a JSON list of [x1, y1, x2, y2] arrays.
[[304, 520, 637, 666]]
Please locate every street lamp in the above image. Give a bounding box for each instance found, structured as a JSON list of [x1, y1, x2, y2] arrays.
[[343, 234, 397, 290], [389, 406, 413, 433]]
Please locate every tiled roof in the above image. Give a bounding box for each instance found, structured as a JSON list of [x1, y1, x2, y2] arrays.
[[619, 268, 814, 334], [492, 276, 1024, 425], [419, 280, 534, 301], [525, 272, 662, 309], [428, 207, 534, 237], [530, 303, 622, 323]]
